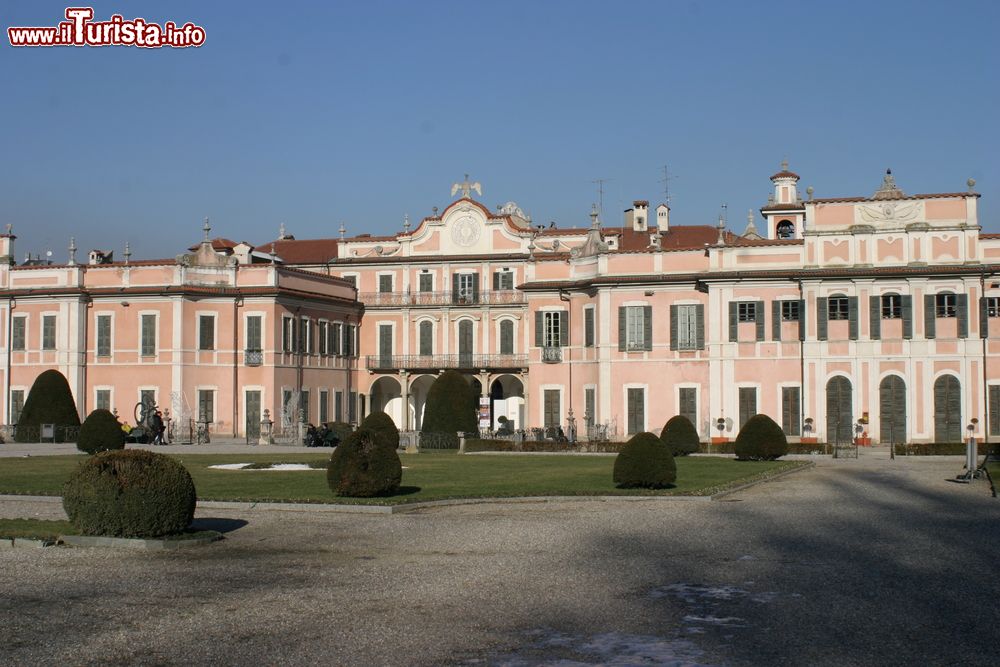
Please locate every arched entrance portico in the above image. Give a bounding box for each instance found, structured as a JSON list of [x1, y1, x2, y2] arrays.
[[489, 375, 525, 430], [370, 376, 402, 428], [407, 374, 436, 431]]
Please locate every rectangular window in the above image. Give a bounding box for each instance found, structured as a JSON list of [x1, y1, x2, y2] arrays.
[[11, 389, 25, 423], [140, 389, 156, 409], [781, 301, 801, 321], [348, 391, 357, 423], [418, 273, 433, 292], [679, 387, 697, 428], [96, 315, 112, 356], [881, 294, 902, 319], [300, 318, 311, 353], [781, 387, 801, 436], [281, 316, 292, 352], [828, 297, 849, 320], [41, 315, 56, 350], [987, 297, 1000, 318], [197, 390, 214, 423], [11, 316, 26, 351], [300, 390, 310, 424], [737, 302, 758, 322], [677, 305, 699, 350], [584, 308, 595, 347], [990, 386, 1000, 437], [198, 314, 215, 351], [334, 391, 343, 423], [319, 390, 329, 424], [457, 274, 475, 302], [246, 315, 262, 351], [340, 275, 357, 287], [543, 389, 561, 429], [345, 325, 356, 356], [95, 389, 111, 412], [738, 387, 757, 430], [543, 311, 562, 348], [495, 271, 514, 291], [627, 387, 645, 435], [318, 321, 328, 355], [140, 314, 156, 356], [935, 293, 957, 318], [332, 322, 343, 355], [585, 387, 596, 425], [378, 274, 393, 293], [625, 306, 646, 350]]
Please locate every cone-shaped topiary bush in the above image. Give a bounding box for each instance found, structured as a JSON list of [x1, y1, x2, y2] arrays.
[[77, 409, 126, 455], [15, 369, 81, 442], [327, 428, 403, 497], [660, 415, 699, 456], [613, 431, 677, 489], [62, 450, 197, 537], [360, 410, 400, 450], [421, 370, 477, 434], [734, 414, 789, 461]]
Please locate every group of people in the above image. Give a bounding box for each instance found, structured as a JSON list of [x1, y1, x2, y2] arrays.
[[304, 423, 340, 448], [118, 409, 167, 445]]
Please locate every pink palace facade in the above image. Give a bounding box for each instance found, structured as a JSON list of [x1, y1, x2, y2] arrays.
[[2, 165, 999, 444]]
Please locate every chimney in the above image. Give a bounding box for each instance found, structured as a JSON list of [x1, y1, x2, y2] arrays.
[[655, 203, 670, 232], [632, 200, 649, 232]]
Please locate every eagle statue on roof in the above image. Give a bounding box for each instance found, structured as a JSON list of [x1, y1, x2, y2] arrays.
[[451, 174, 482, 198]]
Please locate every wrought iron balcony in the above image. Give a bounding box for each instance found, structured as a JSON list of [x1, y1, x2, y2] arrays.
[[365, 353, 528, 371], [541, 347, 563, 363], [245, 349, 263, 366], [358, 290, 525, 308]]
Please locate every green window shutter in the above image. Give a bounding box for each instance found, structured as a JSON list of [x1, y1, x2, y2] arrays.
[[924, 294, 936, 339], [848, 296, 859, 340], [492, 271, 500, 290], [817, 297, 828, 341], [471, 274, 480, 302], [956, 293, 968, 338], [559, 311, 569, 347], [534, 311, 544, 347], [728, 302, 738, 342], [879, 376, 906, 444], [990, 385, 1000, 436], [670, 305, 679, 351], [755, 301, 765, 341], [643, 305, 653, 350], [695, 304, 705, 350], [869, 296, 881, 340], [618, 306, 627, 351], [798, 299, 806, 341], [452, 273, 461, 304], [584, 308, 594, 347], [980, 297, 990, 339], [420, 321, 432, 355], [901, 295, 913, 339], [781, 387, 800, 436], [772, 301, 781, 341], [500, 320, 513, 354]]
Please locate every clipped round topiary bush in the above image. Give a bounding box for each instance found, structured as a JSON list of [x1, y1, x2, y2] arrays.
[[660, 415, 699, 456], [77, 409, 126, 455], [734, 414, 789, 461], [360, 410, 400, 450], [613, 431, 677, 489], [62, 450, 197, 538], [421, 370, 477, 435], [15, 369, 81, 443], [327, 428, 403, 497]]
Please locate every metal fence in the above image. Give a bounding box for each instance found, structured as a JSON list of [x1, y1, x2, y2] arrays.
[[0, 424, 80, 443], [358, 290, 525, 307], [365, 354, 528, 371]]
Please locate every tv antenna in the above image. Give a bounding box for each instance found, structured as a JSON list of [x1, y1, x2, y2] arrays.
[[659, 165, 676, 206], [592, 178, 612, 219]]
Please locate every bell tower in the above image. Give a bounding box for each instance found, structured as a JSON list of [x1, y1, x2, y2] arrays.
[[760, 160, 806, 239]]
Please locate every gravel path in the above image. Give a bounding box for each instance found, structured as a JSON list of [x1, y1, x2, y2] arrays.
[[1, 451, 997, 666]]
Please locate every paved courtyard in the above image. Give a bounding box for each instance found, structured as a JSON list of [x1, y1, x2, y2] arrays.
[[0, 449, 997, 666]]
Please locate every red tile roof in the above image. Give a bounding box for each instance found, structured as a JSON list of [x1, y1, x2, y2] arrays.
[[255, 238, 340, 264], [770, 170, 800, 181], [187, 238, 238, 252]]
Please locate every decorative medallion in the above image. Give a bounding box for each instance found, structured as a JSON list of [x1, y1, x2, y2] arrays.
[[451, 216, 481, 247]]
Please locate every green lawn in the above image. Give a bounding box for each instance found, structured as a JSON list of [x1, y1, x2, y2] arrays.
[[0, 452, 806, 506], [0, 518, 75, 540]]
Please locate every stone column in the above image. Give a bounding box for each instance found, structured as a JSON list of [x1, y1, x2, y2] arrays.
[[399, 371, 410, 431]]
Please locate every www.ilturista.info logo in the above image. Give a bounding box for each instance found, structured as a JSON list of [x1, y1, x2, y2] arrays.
[[8, 7, 206, 48]]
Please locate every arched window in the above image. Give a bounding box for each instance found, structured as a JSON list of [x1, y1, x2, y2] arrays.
[[933, 375, 961, 442], [826, 376, 852, 443], [776, 220, 795, 239], [879, 376, 906, 444]]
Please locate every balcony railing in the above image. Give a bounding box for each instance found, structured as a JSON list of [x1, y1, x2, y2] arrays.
[[358, 290, 525, 307], [541, 347, 563, 363], [365, 353, 528, 371], [245, 349, 263, 366]]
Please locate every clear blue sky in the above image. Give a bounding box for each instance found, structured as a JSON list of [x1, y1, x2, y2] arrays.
[[2, 0, 998, 261]]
